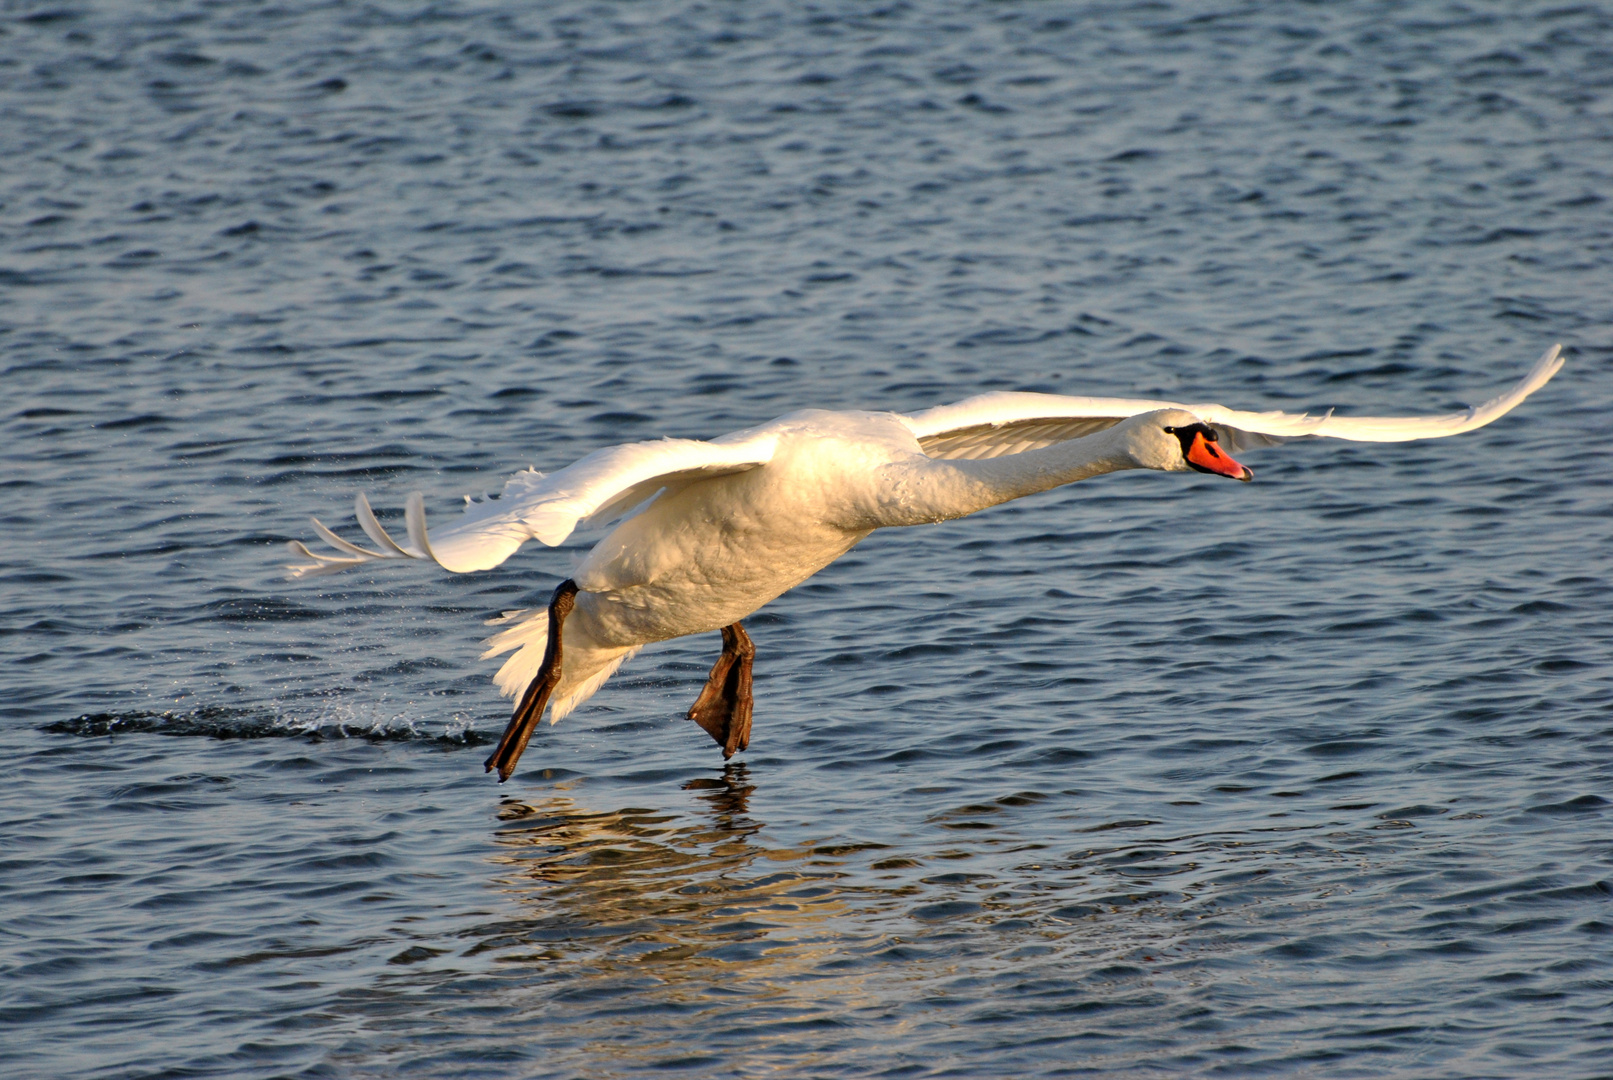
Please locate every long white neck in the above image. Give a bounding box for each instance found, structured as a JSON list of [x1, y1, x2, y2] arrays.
[[869, 424, 1141, 529]]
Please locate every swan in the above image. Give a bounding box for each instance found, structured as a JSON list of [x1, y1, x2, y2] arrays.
[[289, 345, 1563, 781]]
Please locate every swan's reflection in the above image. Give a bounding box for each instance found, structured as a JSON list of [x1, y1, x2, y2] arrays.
[[681, 761, 756, 827], [482, 764, 882, 981]]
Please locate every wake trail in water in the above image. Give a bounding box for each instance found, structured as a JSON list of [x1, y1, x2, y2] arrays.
[[42, 705, 491, 745]]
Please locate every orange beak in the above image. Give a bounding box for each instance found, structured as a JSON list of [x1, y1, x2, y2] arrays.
[[1185, 431, 1253, 482]]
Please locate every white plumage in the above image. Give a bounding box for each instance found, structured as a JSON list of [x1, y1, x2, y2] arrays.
[[288, 344, 1562, 754]]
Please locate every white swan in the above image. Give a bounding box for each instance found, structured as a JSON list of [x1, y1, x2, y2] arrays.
[[289, 344, 1563, 781]]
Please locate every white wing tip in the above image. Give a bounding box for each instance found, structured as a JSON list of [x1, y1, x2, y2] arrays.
[[1540, 342, 1565, 377], [1485, 341, 1564, 417], [283, 496, 433, 580]]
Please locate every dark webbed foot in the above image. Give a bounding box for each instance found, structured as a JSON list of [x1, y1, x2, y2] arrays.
[[484, 579, 578, 783], [688, 622, 754, 758]]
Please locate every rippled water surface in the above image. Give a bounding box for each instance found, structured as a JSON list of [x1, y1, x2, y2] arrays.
[[4, 2, 1613, 1077]]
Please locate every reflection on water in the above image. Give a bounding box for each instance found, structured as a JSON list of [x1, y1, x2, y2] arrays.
[[463, 766, 920, 1072], [483, 765, 886, 986]]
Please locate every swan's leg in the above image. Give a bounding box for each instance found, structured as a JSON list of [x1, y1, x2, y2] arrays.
[[687, 622, 754, 759], [484, 579, 578, 783]]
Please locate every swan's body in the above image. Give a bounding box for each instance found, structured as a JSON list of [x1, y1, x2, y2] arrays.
[[290, 345, 1563, 780]]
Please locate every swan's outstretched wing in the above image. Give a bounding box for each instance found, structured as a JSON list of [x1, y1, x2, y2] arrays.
[[287, 432, 778, 578], [901, 344, 1563, 459]]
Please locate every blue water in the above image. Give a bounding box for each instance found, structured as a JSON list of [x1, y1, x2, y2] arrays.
[[4, 2, 1612, 1076]]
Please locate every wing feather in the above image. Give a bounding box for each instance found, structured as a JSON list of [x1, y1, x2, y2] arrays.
[[308, 516, 383, 559], [900, 344, 1562, 457], [287, 432, 777, 579], [355, 492, 417, 557]]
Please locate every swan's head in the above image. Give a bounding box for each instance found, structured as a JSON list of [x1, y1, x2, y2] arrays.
[[1119, 409, 1253, 481]]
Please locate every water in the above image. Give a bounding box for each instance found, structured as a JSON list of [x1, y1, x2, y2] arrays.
[[4, 1, 1612, 1076]]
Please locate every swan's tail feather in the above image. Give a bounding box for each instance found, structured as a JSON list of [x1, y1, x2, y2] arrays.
[[483, 608, 549, 698], [550, 649, 639, 724], [285, 493, 431, 579], [481, 608, 637, 725]]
